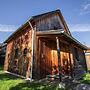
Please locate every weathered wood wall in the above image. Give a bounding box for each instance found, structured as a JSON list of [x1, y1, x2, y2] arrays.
[[4, 41, 13, 71], [4, 26, 32, 78], [86, 55, 90, 71], [36, 13, 64, 31], [35, 38, 74, 79], [72, 46, 87, 71], [85, 50, 90, 71], [78, 48, 87, 70]]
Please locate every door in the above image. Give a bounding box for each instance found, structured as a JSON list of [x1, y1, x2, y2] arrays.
[[40, 41, 53, 78]]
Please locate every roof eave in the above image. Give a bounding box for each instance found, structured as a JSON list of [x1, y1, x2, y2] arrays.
[[63, 32, 88, 50], [37, 30, 88, 50], [4, 17, 34, 43]]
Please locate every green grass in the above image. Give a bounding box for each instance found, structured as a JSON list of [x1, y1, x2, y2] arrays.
[[0, 66, 24, 90], [0, 66, 64, 90], [0, 65, 90, 90], [0, 65, 3, 71], [81, 73, 90, 84]]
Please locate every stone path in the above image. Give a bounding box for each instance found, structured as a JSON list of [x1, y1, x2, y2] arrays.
[[62, 77, 90, 90], [31, 76, 90, 90], [74, 83, 90, 90]]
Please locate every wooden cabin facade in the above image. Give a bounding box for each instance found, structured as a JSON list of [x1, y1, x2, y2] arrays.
[[85, 49, 90, 72], [0, 43, 6, 65], [4, 10, 87, 80]]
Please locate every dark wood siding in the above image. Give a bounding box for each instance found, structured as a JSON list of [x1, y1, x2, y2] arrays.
[[36, 13, 64, 31], [4, 26, 32, 78]]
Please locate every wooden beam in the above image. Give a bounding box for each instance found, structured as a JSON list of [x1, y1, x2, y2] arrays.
[[56, 37, 62, 82]]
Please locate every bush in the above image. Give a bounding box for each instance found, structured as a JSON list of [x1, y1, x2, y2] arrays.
[[82, 73, 90, 84]]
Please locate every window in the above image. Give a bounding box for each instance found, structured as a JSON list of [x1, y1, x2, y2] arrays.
[[15, 48, 19, 57], [8, 54, 10, 58], [23, 48, 28, 56], [53, 26, 58, 30]]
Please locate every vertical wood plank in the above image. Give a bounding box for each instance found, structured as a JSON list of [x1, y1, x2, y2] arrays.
[[38, 38, 41, 79]]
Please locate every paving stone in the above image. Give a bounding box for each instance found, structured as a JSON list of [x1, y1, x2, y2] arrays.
[[74, 83, 90, 90]]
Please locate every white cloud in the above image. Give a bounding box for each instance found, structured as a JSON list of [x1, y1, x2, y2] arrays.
[[83, 4, 90, 10], [69, 24, 90, 32], [80, 0, 90, 15], [0, 24, 18, 32]]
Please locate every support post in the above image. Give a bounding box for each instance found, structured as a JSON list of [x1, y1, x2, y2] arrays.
[[28, 21, 34, 81], [56, 37, 62, 82], [68, 45, 73, 78], [70, 45, 77, 77]]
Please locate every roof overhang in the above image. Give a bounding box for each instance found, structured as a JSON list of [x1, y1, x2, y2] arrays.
[[4, 9, 70, 43], [37, 30, 88, 50], [4, 10, 61, 43]]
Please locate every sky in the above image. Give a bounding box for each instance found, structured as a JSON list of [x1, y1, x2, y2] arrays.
[[0, 0, 90, 46]]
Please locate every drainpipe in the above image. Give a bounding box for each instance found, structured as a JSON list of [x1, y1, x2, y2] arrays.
[[28, 21, 34, 81]]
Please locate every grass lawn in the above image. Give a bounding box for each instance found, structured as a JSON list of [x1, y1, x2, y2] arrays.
[[0, 66, 64, 90], [0, 66, 24, 90], [0, 65, 90, 90]]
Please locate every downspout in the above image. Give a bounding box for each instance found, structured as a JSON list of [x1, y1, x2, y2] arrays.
[[28, 21, 34, 81]]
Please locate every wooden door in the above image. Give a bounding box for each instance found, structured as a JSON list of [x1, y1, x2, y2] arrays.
[[40, 41, 52, 78], [51, 50, 58, 75]]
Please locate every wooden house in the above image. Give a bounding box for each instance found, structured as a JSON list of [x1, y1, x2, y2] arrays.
[[4, 10, 87, 80], [85, 49, 90, 72], [0, 43, 6, 65]]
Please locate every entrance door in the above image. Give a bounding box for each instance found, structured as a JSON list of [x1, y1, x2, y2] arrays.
[[40, 40, 59, 78], [51, 50, 58, 75], [40, 41, 52, 78]]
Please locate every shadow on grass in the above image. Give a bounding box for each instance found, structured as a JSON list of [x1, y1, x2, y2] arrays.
[[9, 81, 63, 90], [0, 73, 20, 81], [0, 65, 3, 70], [0, 65, 21, 81], [0, 67, 20, 81]]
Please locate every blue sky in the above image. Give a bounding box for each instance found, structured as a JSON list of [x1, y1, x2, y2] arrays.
[[0, 0, 90, 46]]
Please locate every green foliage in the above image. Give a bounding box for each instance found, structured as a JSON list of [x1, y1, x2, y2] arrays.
[[82, 73, 90, 84]]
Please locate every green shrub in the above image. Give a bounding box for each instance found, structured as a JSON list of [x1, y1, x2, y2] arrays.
[[82, 73, 90, 84]]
